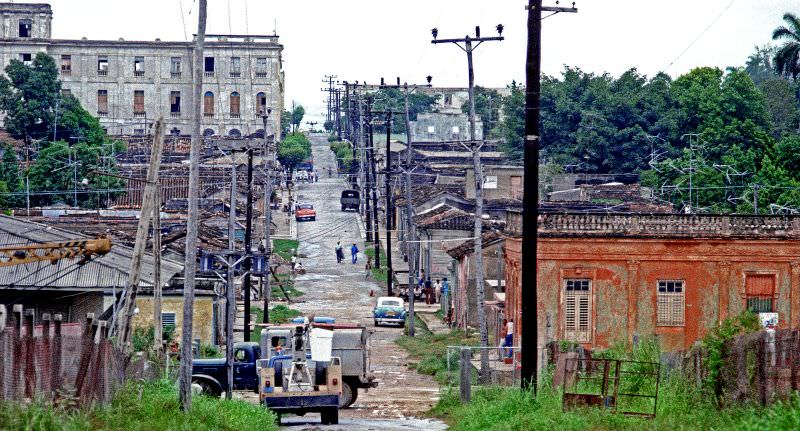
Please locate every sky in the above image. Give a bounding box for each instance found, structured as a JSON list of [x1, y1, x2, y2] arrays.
[[42, 0, 797, 124]]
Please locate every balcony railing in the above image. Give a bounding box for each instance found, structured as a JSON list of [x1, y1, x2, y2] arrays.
[[230, 113, 240, 119], [537, 213, 800, 239], [170, 72, 182, 78], [170, 112, 181, 118], [61, 69, 71, 77], [133, 112, 146, 118], [204, 71, 215, 78], [255, 72, 268, 78], [203, 112, 214, 118], [97, 69, 108, 76], [134, 71, 145, 77], [230, 72, 241, 78], [97, 111, 108, 117]]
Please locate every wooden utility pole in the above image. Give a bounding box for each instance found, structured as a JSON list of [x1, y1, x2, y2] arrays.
[[114, 118, 165, 354], [403, 84, 416, 337], [361, 98, 373, 241], [521, 0, 577, 393], [432, 25, 504, 383], [180, 0, 206, 411], [226, 158, 238, 400], [153, 187, 162, 354], [384, 112, 394, 296], [243, 149, 254, 341]]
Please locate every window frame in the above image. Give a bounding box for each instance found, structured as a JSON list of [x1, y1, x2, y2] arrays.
[[563, 278, 592, 343], [97, 89, 109, 115], [18, 19, 32, 38], [745, 273, 776, 314], [133, 90, 145, 115], [656, 279, 685, 327]]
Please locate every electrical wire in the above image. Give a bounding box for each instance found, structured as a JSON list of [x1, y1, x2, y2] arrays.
[[662, 0, 738, 72]]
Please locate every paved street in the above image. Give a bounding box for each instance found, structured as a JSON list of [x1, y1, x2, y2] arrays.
[[278, 135, 446, 430]]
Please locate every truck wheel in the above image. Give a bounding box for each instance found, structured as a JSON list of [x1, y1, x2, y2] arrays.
[[191, 379, 220, 398], [341, 205, 346, 211], [338, 381, 358, 408]]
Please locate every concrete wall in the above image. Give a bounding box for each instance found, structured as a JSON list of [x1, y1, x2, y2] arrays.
[[409, 112, 483, 142], [132, 295, 216, 345], [465, 166, 524, 200], [505, 236, 800, 353]]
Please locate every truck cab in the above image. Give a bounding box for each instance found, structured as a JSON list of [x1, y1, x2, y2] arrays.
[[191, 342, 261, 396]]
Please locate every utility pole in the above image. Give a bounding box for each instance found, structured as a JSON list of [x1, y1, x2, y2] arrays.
[[113, 119, 165, 354], [363, 97, 374, 242], [335, 88, 343, 140], [180, 0, 206, 411], [404, 83, 416, 337], [226, 155, 238, 400], [521, 0, 578, 393], [432, 24, 504, 383], [153, 187, 162, 354], [385, 112, 394, 296], [343, 82, 352, 142], [243, 149, 254, 341], [261, 109, 273, 324], [306, 121, 318, 132], [367, 98, 380, 256]]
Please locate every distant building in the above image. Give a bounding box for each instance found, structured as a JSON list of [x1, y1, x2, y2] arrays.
[[0, 2, 284, 137], [409, 112, 483, 142]]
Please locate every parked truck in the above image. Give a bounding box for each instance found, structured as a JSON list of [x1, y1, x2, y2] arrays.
[[190, 323, 376, 408]]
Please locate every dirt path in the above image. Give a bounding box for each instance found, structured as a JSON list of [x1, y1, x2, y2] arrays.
[[276, 135, 445, 430]]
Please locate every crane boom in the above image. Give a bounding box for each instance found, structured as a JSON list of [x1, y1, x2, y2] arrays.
[[0, 237, 113, 267]]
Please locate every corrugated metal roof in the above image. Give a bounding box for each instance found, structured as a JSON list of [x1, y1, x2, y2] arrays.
[[0, 215, 183, 291]]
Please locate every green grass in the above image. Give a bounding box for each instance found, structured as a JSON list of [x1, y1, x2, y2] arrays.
[[250, 305, 303, 341], [270, 273, 304, 299], [430, 379, 800, 431], [396, 319, 478, 385], [0, 380, 277, 431], [273, 239, 299, 261]]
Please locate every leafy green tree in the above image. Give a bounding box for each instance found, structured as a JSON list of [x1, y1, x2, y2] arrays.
[[759, 78, 799, 137], [494, 81, 525, 161], [291, 105, 305, 132], [280, 109, 292, 138], [0, 52, 60, 140], [277, 132, 311, 171], [371, 87, 438, 134], [0, 145, 23, 208], [772, 13, 800, 80], [745, 45, 779, 86], [323, 120, 334, 133]]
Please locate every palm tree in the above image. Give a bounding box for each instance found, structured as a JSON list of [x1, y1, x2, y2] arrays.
[[772, 13, 800, 80]]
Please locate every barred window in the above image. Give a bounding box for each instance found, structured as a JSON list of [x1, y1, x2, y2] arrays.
[[564, 279, 591, 343], [745, 274, 775, 313], [657, 280, 685, 326], [161, 312, 176, 331]]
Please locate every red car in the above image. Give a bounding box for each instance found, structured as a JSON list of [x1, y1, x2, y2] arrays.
[[295, 203, 316, 221]]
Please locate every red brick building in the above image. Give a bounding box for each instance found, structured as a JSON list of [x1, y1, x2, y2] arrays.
[[505, 212, 800, 353]]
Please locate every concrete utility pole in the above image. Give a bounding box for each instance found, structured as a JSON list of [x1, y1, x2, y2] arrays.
[[153, 187, 162, 354], [366, 97, 380, 255], [335, 88, 343, 140], [521, 0, 578, 393], [432, 24, 504, 383], [261, 110, 273, 324], [403, 83, 417, 337], [180, 0, 207, 411], [114, 119, 165, 354], [385, 112, 394, 296], [362, 97, 373, 242], [226, 157, 238, 400]]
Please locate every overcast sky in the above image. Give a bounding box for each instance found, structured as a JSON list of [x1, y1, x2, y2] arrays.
[[44, 0, 796, 124]]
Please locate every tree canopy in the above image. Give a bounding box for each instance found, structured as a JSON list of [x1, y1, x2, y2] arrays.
[[277, 132, 312, 171]]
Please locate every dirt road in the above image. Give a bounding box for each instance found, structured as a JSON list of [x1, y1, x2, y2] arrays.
[[278, 135, 445, 430]]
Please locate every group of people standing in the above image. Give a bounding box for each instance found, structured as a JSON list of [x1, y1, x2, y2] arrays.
[[335, 241, 359, 265], [416, 271, 449, 305]]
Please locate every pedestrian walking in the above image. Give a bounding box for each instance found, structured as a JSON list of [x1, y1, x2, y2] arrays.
[[290, 254, 297, 271], [351, 243, 359, 264], [434, 279, 442, 304], [365, 257, 372, 280], [424, 277, 433, 304], [335, 241, 344, 264], [442, 277, 450, 304]]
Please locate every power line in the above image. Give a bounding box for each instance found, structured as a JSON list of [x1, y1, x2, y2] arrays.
[[662, 0, 737, 72]]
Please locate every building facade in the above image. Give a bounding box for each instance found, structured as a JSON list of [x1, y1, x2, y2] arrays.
[[0, 2, 284, 137], [504, 212, 800, 354]]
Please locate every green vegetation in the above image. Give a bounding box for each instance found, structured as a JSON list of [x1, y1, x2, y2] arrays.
[[272, 239, 299, 261], [363, 242, 397, 282], [131, 324, 175, 353], [249, 305, 303, 340], [0, 380, 277, 431], [0, 52, 126, 209], [330, 141, 355, 172], [701, 311, 762, 403], [198, 343, 222, 358], [370, 87, 440, 134], [772, 13, 800, 79], [396, 322, 478, 384], [277, 133, 311, 172], [431, 339, 798, 430]]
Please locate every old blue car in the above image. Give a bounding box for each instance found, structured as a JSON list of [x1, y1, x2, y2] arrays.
[[373, 297, 406, 327]]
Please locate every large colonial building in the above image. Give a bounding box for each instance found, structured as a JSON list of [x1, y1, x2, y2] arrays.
[[0, 2, 284, 137]]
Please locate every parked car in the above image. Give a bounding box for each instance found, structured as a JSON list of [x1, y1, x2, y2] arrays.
[[295, 203, 316, 221], [373, 297, 406, 327], [340, 190, 360, 211]]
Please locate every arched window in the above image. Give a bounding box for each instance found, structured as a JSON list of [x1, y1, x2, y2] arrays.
[[203, 128, 215, 137], [256, 92, 267, 114], [230, 92, 240, 117], [203, 91, 214, 116], [228, 128, 242, 137], [253, 129, 265, 138]]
